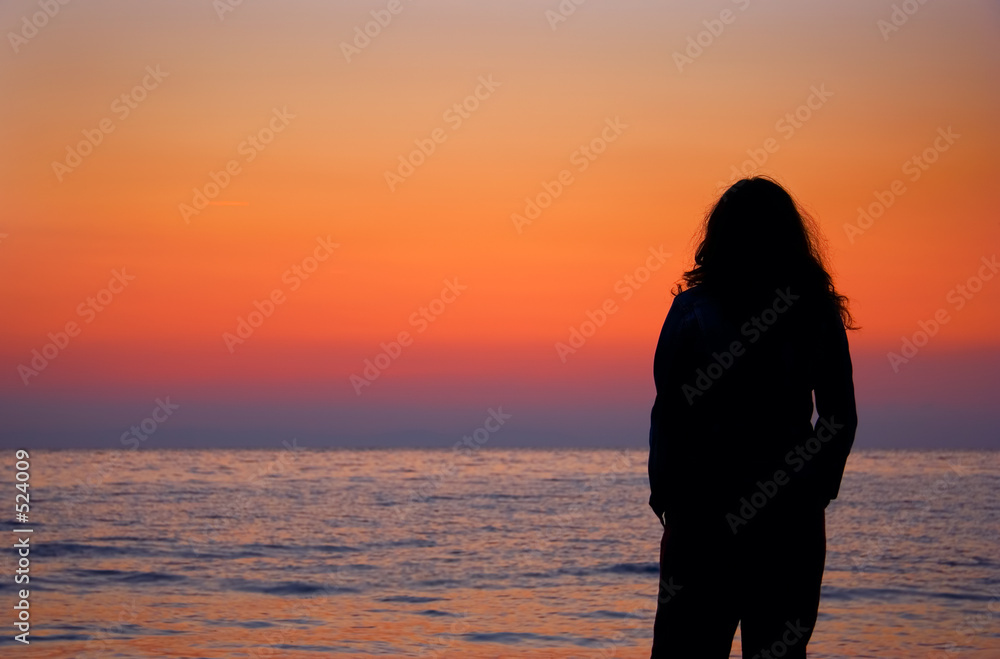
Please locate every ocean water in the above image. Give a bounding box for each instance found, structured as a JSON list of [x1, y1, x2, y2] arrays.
[[1, 448, 998, 658]]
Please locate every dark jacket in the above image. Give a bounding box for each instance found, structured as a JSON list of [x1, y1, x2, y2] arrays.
[[647, 284, 857, 529]]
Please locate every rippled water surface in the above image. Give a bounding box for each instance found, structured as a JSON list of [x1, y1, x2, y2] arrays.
[[2, 449, 998, 658]]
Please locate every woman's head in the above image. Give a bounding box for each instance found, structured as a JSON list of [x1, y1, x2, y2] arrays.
[[679, 176, 856, 329]]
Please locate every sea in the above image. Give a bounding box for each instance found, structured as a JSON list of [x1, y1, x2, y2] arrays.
[[1, 448, 997, 658]]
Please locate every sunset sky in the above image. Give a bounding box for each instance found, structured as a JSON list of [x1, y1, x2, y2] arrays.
[[1, 0, 998, 449]]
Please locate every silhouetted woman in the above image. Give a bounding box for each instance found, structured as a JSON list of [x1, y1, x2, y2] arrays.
[[648, 177, 858, 658]]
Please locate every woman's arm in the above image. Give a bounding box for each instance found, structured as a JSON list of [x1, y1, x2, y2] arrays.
[[648, 294, 698, 525], [811, 309, 859, 504]]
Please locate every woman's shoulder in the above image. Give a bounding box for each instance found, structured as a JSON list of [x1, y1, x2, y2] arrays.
[[668, 285, 727, 334], [666, 287, 704, 323], [673, 284, 727, 317], [672, 284, 707, 307]]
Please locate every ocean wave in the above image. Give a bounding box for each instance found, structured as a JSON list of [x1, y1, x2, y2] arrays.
[[221, 578, 360, 597]]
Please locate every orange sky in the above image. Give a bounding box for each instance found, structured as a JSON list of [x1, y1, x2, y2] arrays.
[[1, 0, 999, 448]]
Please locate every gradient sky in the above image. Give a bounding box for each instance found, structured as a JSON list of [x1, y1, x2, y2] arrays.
[[2, 0, 999, 449]]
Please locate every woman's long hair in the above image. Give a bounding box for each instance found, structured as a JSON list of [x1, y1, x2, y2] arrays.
[[676, 176, 857, 330]]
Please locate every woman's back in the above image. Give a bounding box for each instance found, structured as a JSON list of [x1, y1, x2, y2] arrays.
[[648, 176, 858, 657], [648, 282, 854, 529]]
